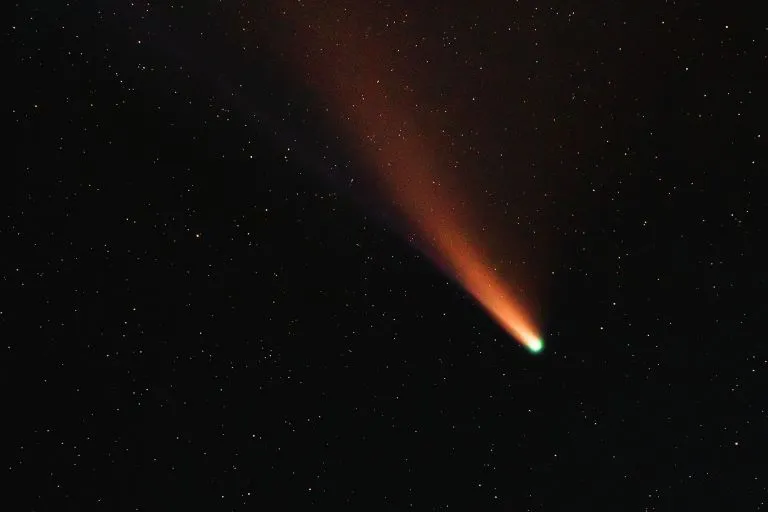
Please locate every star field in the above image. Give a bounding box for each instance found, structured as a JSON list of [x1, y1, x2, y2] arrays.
[[7, 1, 768, 509]]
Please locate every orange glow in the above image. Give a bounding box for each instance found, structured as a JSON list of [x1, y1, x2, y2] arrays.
[[273, 2, 543, 350]]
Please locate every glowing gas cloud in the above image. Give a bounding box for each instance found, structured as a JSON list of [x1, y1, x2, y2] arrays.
[[273, 2, 543, 351]]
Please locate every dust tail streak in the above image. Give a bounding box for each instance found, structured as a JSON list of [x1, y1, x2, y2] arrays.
[[272, 2, 543, 351]]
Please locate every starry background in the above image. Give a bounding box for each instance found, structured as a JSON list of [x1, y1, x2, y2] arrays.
[[7, 1, 767, 510]]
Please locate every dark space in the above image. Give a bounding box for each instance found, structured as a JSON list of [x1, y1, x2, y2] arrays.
[[7, 1, 767, 509]]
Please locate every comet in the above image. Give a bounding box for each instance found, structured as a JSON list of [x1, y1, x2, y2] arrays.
[[267, 2, 544, 351]]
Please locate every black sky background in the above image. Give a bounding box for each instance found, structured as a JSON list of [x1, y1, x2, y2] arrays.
[[7, 1, 767, 510]]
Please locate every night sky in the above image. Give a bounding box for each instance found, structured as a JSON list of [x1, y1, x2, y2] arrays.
[[8, 1, 767, 510]]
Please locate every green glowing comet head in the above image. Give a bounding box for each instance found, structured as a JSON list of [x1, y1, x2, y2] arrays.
[[528, 338, 544, 354]]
